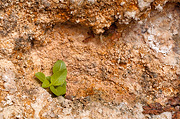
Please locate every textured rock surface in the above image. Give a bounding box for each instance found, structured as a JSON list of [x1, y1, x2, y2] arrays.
[[0, 0, 180, 119], [0, 0, 179, 37]]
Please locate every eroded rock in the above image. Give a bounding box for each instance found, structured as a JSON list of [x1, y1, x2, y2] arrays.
[[0, 0, 179, 119]]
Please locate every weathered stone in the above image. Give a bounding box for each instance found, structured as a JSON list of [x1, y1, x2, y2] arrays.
[[0, 0, 179, 119]]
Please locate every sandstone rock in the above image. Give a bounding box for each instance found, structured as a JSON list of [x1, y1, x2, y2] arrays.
[[0, 0, 179, 119]]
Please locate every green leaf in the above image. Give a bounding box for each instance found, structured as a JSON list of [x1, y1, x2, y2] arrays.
[[53, 60, 66, 74], [35, 72, 45, 82], [51, 69, 67, 86], [46, 76, 51, 81], [35, 60, 67, 96], [64, 81, 67, 86], [50, 85, 66, 96], [42, 79, 51, 88]]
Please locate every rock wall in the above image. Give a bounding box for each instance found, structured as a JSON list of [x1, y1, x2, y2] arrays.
[[0, 0, 179, 37], [0, 0, 180, 118]]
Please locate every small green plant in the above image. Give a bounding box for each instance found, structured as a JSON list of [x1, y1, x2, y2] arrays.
[[35, 60, 67, 96]]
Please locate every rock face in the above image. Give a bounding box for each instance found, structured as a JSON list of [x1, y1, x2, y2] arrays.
[[0, 0, 179, 37], [0, 0, 180, 118]]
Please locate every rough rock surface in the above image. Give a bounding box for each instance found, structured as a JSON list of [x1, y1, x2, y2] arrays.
[[0, 0, 179, 37], [0, 0, 180, 119]]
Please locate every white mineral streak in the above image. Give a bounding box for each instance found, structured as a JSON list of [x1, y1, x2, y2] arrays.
[[0, 106, 22, 119], [138, 0, 154, 11], [2, 95, 14, 106], [87, 0, 95, 3], [124, 11, 137, 19], [156, 4, 163, 11], [152, 112, 172, 119], [31, 93, 47, 119], [0, 59, 17, 93], [63, 107, 72, 115], [120, 2, 125, 6], [146, 26, 172, 55]]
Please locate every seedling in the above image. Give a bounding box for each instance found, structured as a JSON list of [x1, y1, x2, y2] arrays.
[[35, 60, 67, 96]]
